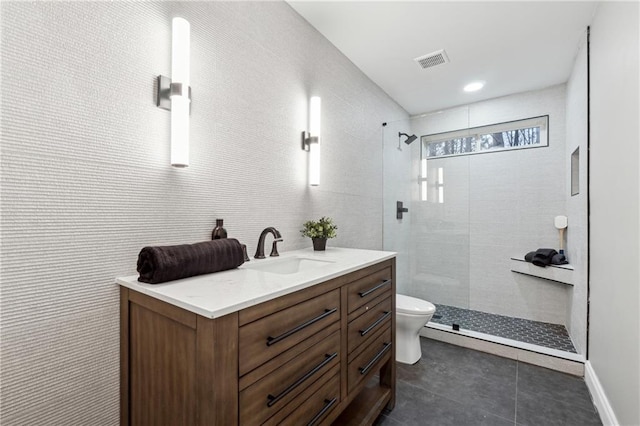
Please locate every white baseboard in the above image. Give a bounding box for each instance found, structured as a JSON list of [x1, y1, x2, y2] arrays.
[[584, 361, 619, 426]]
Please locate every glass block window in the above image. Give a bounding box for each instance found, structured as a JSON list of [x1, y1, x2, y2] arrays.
[[422, 115, 548, 159]]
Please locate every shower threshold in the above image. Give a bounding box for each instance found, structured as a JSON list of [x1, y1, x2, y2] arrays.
[[426, 304, 583, 364]]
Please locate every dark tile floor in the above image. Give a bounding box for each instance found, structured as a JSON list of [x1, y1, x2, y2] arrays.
[[432, 304, 577, 353], [375, 338, 601, 426]]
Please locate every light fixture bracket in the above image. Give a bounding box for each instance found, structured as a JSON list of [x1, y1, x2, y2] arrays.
[[156, 75, 192, 111], [301, 131, 319, 151]]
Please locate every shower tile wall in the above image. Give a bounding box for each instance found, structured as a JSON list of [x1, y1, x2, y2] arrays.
[[409, 85, 572, 327]]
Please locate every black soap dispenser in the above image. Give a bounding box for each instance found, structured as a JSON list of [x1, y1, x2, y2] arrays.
[[211, 219, 228, 239]]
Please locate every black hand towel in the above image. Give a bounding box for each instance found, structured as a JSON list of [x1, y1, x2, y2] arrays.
[[532, 248, 558, 267], [137, 238, 245, 284]]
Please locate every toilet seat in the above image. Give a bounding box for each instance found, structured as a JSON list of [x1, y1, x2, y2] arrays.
[[396, 294, 435, 315]]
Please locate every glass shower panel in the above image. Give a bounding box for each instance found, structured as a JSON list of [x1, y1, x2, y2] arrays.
[[409, 152, 471, 330], [382, 119, 414, 293], [382, 114, 471, 330], [382, 85, 586, 358]]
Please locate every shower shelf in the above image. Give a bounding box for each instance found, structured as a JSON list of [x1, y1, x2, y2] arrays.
[[510, 257, 574, 285]]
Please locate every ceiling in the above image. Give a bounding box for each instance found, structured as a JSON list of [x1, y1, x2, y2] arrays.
[[288, 1, 598, 116]]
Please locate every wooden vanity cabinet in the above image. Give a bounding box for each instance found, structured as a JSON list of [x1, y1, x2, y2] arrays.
[[120, 258, 395, 426]]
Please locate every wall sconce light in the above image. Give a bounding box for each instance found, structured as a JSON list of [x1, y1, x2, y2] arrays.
[[157, 17, 191, 168], [301, 96, 321, 186]]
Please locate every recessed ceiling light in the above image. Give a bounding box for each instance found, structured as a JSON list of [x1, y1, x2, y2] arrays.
[[463, 81, 485, 92]]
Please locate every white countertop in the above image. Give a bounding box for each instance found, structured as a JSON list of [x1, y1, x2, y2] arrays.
[[116, 247, 396, 319]]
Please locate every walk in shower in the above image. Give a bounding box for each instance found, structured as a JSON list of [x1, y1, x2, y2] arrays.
[[382, 74, 588, 363]]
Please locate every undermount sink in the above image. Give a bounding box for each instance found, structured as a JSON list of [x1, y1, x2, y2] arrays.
[[243, 256, 334, 275]]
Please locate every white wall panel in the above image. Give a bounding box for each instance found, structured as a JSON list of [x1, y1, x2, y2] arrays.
[[588, 2, 640, 425]]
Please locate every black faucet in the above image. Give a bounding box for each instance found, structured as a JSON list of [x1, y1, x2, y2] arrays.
[[254, 227, 283, 259]]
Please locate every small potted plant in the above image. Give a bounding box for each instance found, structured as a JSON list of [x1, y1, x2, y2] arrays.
[[300, 216, 337, 251]]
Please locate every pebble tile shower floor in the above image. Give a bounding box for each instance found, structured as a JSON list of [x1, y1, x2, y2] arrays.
[[431, 304, 577, 353], [375, 338, 601, 426]]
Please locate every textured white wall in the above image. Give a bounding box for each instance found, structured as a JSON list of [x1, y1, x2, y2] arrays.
[[0, 2, 406, 424], [408, 85, 572, 326], [565, 32, 589, 356], [588, 2, 640, 425]]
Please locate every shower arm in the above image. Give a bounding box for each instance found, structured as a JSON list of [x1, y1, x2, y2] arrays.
[[398, 132, 418, 149]]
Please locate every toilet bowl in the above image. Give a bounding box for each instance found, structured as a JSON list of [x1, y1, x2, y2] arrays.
[[396, 294, 436, 364]]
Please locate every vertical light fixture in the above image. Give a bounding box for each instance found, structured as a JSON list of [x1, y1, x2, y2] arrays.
[[302, 96, 321, 186], [157, 17, 191, 168], [170, 17, 190, 167]]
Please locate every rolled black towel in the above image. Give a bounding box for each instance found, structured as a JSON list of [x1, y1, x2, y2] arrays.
[[137, 238, 245, 284], [532, 248, 558, 267], [524, 251, 536, 262]]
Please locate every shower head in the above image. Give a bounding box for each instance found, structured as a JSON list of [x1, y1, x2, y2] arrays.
[[399, 132, 418, 145]]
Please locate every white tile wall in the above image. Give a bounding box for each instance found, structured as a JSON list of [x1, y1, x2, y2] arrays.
[[0, 2, 407, 423]]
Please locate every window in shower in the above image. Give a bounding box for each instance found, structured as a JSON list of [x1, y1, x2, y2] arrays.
[[421, 115, 549, 159]]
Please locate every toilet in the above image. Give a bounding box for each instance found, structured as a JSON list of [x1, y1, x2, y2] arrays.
[[395, 294, 436, 364]]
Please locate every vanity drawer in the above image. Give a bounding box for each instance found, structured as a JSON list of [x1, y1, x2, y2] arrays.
[[347, 296, 392, 354], [346, 268, 392, 314], [240, 331, 340, 426], [239, 289, 340, 376], [274, 373, 340, 426], [347, 326, 392, 393]]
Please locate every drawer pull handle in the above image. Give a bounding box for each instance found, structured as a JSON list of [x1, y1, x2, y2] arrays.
[[266, 352, 338, 408], [358, 279, 391, 298], [307, 397, 338, 426], [358, 342, 392, 376], [266, 308, 338, 347], [359, 311, 391, 336]]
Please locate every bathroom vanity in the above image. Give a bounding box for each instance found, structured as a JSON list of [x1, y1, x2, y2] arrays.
[[117, 248, 396, 425]]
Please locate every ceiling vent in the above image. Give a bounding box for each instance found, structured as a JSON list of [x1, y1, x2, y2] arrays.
[[414, 49, 450, 70]]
